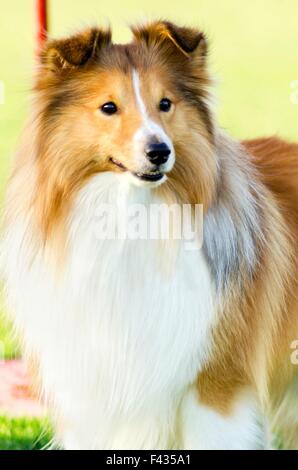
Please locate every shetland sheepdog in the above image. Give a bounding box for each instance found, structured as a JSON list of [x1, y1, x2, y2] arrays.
[[2, 21, 298, 450]]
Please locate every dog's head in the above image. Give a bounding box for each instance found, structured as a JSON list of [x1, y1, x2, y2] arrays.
[[33, 22, 217, 235]]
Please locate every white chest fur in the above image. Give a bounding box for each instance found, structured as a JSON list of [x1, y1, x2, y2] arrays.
[[4, 173, 216, 449]]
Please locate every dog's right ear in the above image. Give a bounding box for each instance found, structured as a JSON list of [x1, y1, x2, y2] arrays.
[[40, 27, 111, 74]]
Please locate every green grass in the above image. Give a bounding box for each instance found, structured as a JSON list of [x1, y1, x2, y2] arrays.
[[0, 0, 297, 449], [0, 291, 21, 359], [0, 315, 20, 360], [0, 416, 53, 450]]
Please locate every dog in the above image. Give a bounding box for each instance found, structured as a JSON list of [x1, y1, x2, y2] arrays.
[[2, 21, 298, 449]]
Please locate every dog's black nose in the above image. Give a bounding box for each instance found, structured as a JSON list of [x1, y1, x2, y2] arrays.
[[145, 143, 171, 166]]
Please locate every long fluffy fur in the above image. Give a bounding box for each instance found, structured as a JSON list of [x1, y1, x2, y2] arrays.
[[2, 21, 298, 449]]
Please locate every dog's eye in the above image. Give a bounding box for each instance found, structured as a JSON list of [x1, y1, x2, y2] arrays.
[[159, 98, 172, 112], [101, 102, 118, 115]]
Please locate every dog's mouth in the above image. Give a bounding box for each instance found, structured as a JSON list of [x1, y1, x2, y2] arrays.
[[110, 157, 164, 182]]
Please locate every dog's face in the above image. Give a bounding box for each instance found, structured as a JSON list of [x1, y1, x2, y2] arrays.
[[51, 65, 177, 187], [34, 22, 217, 235]]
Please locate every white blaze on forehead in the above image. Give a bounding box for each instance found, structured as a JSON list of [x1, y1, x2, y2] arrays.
[[132, 70, 148, 118], [131, 69, 174, 154]]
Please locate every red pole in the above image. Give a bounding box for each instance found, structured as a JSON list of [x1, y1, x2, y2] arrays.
[[36, 0, 48, 48]]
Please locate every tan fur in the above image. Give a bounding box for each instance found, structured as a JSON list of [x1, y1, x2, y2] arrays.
[[197, 137, 298, 446], [4, 22, 298, 448], [6, 23, 214, 246]]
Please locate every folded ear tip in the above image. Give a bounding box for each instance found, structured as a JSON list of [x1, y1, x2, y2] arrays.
[[163, 21, 207, 54], [131, 20, 207, 57], [39, 26, 112, 72]]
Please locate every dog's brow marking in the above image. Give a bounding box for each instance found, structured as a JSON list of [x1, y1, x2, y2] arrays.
[[132, 70, 148, 119], [131, 68, 174, 166]]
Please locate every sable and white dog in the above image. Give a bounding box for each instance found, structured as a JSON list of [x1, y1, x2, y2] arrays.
[[2, 21, 298, 449]]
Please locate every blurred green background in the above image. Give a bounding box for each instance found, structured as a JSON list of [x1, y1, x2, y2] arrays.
[[0, 0, 297, 449]]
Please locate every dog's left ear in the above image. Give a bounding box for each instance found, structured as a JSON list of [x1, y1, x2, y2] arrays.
[[131, 21, 207, 61]]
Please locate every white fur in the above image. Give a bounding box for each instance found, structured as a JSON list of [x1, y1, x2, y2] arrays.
[[180, 387, 267, 450], [3, 173, 214, 449], [3, 172, 266, 449], [130, 70, 175, 187]]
